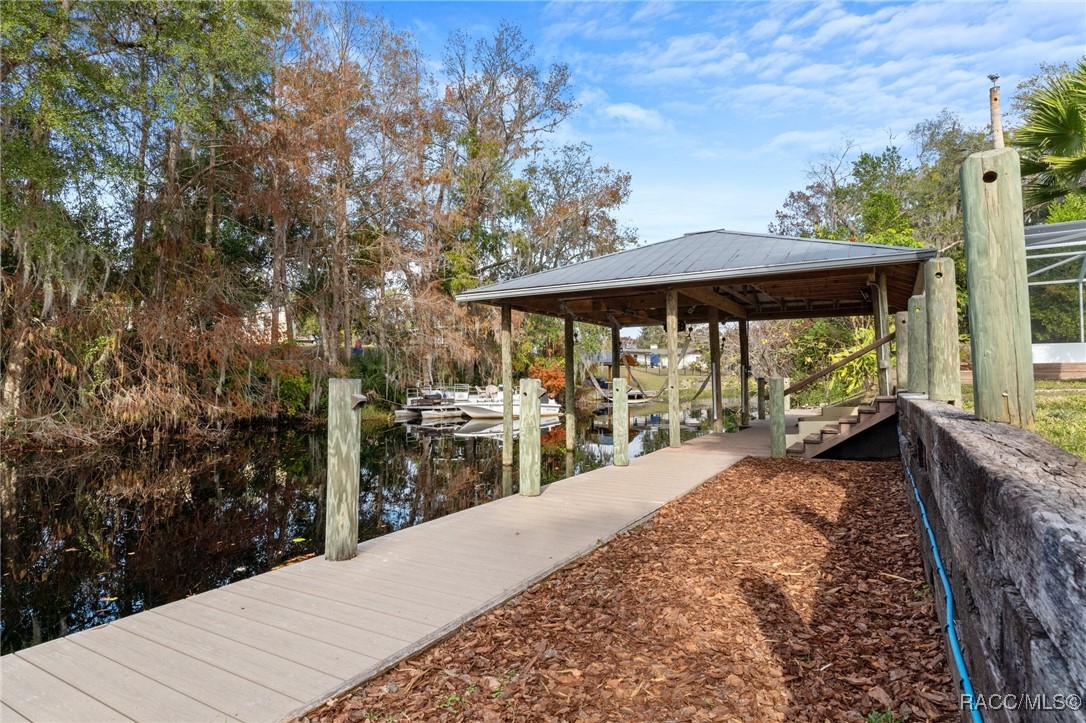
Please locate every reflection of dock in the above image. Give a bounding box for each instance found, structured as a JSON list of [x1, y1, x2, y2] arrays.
[[0, 420, 797, 721], [453, 417, 561, 439]]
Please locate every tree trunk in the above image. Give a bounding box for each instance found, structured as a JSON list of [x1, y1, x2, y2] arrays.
[[334, 153, 350, 365], [269, 168, 287, 345], [156, 124, 181, 298]]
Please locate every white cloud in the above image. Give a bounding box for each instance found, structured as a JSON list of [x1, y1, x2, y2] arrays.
[[747, 18, 782, 41], [630, 1, 679, 24], [601, 102, 674, 133]]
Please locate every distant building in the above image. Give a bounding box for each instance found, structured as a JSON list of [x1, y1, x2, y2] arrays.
[[623, 346, 700, 370], [587, 346, 700, 373]]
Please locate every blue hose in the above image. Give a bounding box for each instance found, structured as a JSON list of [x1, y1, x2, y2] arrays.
[[902, 457, 983, 723]]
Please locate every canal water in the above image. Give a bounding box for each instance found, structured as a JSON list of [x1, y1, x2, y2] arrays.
[[1, 405, 714, 654]]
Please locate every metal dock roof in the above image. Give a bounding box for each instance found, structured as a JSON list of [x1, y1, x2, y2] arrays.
[[457, 228, 935, 325]]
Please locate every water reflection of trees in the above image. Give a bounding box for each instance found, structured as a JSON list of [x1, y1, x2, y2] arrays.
[[1, 430, 325, 654], [2, 414, 706, 654], [359, 427, 509, 540]]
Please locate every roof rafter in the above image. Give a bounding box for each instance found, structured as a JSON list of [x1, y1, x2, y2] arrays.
[[678, 287, 748, 319]]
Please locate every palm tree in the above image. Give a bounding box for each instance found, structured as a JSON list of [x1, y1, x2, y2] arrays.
[[1015, 59, 1086, 209]]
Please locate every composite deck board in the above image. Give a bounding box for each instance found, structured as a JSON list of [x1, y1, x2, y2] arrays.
[[223, 578, 439, 638], [279, 555, 494, 605], [1, 703, 31, 722], [15, 638, 230, 722], [276, 559, 494, 607], [110, 612, 341, 703], [69, 625, 299, 722], [151, 603, 381, 678], [191, 589, 420, 649], [1, 421, 793, 722], [242, 576, 459, 628], [0, 655, 130, 722]]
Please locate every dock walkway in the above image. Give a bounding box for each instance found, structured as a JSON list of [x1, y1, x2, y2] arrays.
[[1, 420, 794, 722]]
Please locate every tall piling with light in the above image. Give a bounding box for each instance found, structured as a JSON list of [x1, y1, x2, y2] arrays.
[[961, 148, 1034, 427]]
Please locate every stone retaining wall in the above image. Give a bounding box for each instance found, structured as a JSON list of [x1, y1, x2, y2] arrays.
[[897, 395, 1086, 722]]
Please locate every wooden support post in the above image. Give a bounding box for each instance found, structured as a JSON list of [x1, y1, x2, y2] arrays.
[[739, 319, 750, 428], [564, 314, 576, 451], [769, 377, 785, 458], [926, 258, 962, 405], [874, 272, 892, 396], [757, 377, 766, 420], [962, 148, 1034, 427], [501, 466, 513, 498], [325, 378, 361, 561], [613, 378, 629, 466], [610, 324, 621, 382], [895, 311, 909, 391], [907, 294, 929, 395], [501, 305, 514, 466], [708, 307, 723, 434], [666, 290, 681, 447], [519, 378, 541, 496]]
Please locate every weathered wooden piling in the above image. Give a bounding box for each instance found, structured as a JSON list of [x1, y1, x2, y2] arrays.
[[519, 378, 541, 496], [501, 465, 513, 498], [611, 324, 622, 382], [757, 377, 766, 420], [564, 315, 576, 451], [739, 319, 751, 428], [666, 290, 681, 447], [501, 305, 513, 466], [325, 378, 361, 561], [961, 148, 1035, 427], [709, 307, 723, 434], [613, 378, 629, 466], [769, 377, 785, 458], [874, 272, 892, 396], [907, 294, 929, 395], [895, 311, 909, 391], [925, 258, 962, 405]]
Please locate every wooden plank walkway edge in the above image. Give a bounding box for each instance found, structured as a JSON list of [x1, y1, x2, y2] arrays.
[[285, 495, 670, 720]]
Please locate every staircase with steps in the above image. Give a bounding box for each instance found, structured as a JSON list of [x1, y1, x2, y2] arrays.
[[787, 395, 899, 459]]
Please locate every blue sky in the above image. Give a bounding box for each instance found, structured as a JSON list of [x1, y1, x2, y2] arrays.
[[376, 1, 1085, 243]]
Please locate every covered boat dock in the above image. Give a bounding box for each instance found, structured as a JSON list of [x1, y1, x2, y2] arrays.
[[456, 228, 935, 457]]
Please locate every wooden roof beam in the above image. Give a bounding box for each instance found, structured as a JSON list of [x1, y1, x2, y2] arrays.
[[717, 285, 758, 307], [678, 287, 748, 319]]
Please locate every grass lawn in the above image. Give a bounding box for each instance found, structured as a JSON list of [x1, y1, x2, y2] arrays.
[[962, 380, 1086, 459]]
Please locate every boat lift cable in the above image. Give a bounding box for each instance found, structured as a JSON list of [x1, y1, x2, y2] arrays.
[[900, 448, 983, 723]]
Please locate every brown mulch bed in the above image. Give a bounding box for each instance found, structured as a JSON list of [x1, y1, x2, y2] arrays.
[[299, 457, 954, 722]]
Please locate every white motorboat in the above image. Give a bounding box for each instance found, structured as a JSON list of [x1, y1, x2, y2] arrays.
[[402, 383, 473, 417], [419, 407, 467, 421], [457, 391, 562, 419]]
